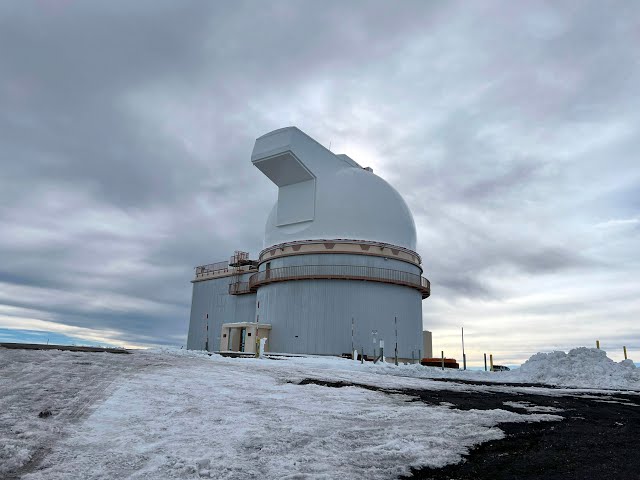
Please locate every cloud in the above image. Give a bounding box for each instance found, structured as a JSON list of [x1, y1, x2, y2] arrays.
[[0, 1, 638, 362]]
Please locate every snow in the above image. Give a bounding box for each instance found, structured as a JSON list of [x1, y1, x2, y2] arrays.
[[22, 360, 557, 479], [0, 349, 134, 476], [505, 347, 639, 390], [257, 347, 639, 392], [502, 401, 563, 413], [1, 345, 636, 478], [1, 348, 561, 479]]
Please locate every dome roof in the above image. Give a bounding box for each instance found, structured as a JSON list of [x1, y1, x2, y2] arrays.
[[252, 127, 417, 251]]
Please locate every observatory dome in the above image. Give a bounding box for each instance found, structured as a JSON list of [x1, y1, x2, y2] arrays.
[[253, 127, 417, 251]]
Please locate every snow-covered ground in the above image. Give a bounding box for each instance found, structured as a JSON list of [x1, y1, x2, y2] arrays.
[[0, 346, 637, 479]]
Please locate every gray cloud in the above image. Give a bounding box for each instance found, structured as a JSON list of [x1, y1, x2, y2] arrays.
[[0, 1, 638, 361]]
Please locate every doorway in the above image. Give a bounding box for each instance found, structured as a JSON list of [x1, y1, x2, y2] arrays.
[[239, 327, 246, 352]]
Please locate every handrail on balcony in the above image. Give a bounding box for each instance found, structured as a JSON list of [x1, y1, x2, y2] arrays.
[[195, 261, 229, 278], [246, 264, 430, 299], [229, 281, 251, 295]]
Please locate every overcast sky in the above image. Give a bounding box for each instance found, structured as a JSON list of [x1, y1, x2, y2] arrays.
[[1, 1, 638, 365]]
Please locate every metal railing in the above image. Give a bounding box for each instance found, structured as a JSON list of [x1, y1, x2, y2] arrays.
[[195, 261, 229, 278], [229, 282, 251, 295], [246, 264, 430, 298]]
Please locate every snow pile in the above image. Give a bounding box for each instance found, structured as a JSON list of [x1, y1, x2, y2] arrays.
[[511, 347, 639, 390]]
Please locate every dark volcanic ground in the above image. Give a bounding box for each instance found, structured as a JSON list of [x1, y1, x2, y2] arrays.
[[299, 378, 640, 480]]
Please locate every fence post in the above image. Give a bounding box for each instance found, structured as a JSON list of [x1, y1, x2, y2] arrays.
[[484, 353, 487, 371], [461, 327, 466, 370], [624, 346, 628, 360], [441, 350, 444, 370], [351, 317, 354, 354], [394, 316, 398, 366], [489, 354, 494, 372], [596, 340, 600, 349]]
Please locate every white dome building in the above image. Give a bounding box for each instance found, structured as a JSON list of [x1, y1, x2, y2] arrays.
[[259, 127, 417, 250], [187, 127, 430, 360]]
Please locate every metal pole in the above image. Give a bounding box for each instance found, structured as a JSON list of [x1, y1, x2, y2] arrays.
[[624, 346, 628, 360], [361, 346, 364, 364], [596, 340, 600, 349], [351, 317, 354, 354], [394, 316, 398, 366], [484, 353, 487, 371], [490, 354, 494, 372], [372, 330, 377, 359], [441, 350, 444, 370], [418, 349, 421, 365], [462, 327, 466, 370]]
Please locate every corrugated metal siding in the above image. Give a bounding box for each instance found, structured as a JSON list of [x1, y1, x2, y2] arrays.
[[188, 253, 425, 357], [256, 279, 422, 358], [187, 272, 256, 351]]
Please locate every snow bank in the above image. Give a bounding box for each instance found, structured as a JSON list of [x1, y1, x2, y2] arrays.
[[250, 347, 639, 392], [507, 347, 639, 390]]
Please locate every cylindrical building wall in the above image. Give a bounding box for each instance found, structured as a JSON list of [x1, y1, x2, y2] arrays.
[[255, 251, 423, 358], [256, 279, 422, 358]]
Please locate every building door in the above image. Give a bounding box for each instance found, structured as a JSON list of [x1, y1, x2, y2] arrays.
[[239, 328, 246, 352]]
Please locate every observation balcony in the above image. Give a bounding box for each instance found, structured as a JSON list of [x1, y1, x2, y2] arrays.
[[228, 281, 251, 295], [227, 265, 431, 298], [195, 261, 229, 278]]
